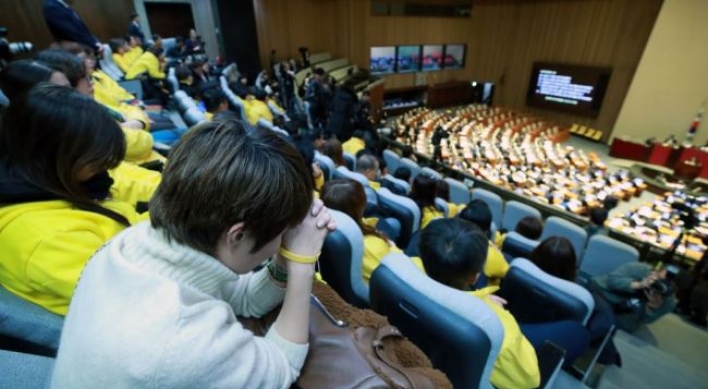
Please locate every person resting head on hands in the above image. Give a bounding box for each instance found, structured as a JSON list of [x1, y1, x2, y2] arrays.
[[50, 120, 336, 389]]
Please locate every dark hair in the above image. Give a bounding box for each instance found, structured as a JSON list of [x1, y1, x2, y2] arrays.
[[411, 174, 438, 212], [321, 179, 385, 240], [590, 207, 609, 226], [36, 49, 86, 87], [313, 67, 325, 76], [202, 88, 226, 113], [175, 65, 191, 81], [147, 45, 163, 57], [323, 138, 345, 166], [458, 199, 493, 235], [109, 38, 125, 53], [293, 137, 316, 187], [419, 218, 489, 289], [603, 195, 619, 211], [528, 236, 577, 281], [149, 120, 313, 254], [393, 167, 411, 182], [0, 60, 57, 102], [0, 84, 128, 225], [130, 12, 139, 19], [514, 216, 543, 240], [212, 110, 239, 122], [437, 180, 450, 202]]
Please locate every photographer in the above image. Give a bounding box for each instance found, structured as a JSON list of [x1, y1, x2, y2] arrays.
[[590, 262, 677, 332], [431, 125, 449, 166]]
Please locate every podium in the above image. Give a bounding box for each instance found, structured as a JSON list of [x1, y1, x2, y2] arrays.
[[646, 144, 674, 166], [609, 138, 649, 161]]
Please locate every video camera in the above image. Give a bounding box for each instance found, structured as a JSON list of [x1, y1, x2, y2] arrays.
[[0, 27, 33, 65]]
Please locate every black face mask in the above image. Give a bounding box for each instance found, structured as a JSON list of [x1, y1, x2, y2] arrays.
[[81, 170, 114, 201]]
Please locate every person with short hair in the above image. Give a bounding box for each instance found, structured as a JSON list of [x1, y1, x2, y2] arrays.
[[202, 87, 228, 121], [393, 166, 412, 183], [495, 215, 544, 247], [343, 129, 366, 155], [418, 219, 540, 389], [356, 154, 381, 190], [587, 207, 609, 237], [458, 199, 509, 287], [50, 120, 335, 388]]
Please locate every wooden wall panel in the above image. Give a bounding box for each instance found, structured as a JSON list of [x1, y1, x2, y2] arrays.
[[0, 0, 135, 53], [253, 0, 662, 140]]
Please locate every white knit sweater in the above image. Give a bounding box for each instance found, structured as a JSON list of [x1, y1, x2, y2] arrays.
[[51, 222, 307, 389]]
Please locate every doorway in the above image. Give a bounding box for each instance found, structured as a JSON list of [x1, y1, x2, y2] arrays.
[[144, 2, 194, 39]]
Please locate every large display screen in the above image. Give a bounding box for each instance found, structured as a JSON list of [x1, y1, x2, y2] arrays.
[[396, 45, 421, 73], [421, 45, 443, 71], [370, 46, 396, 75], [526, 62, 612, 117], [443, 44, 465, 70]]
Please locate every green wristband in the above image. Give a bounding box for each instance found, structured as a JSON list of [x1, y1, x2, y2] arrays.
[[267, 260, 288, 283]]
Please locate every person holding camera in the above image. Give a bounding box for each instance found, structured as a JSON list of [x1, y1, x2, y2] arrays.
[[590, 262, 677, 332]]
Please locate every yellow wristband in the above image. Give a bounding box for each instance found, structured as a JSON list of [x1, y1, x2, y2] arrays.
[[278, 247, 319, 264]]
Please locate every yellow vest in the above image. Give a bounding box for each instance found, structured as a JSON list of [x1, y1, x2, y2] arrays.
[[126, 51, 165, 80], [484, 242, 510, 286], [421, 206, 444, 229], [0, 200, 144, 315], [343, 137, 365, 155], [244, 99, 274, 125], [109, 162, 161, 208], [469, 289, 540, 389]]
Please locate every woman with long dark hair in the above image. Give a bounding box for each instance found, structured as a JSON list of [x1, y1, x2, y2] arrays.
[[411, 174, 442, 228], [0, 84, 142, 315], [322, 179, 403, 281]]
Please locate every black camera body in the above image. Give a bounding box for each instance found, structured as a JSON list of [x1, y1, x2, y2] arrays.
[[0, 26, 34, 65]]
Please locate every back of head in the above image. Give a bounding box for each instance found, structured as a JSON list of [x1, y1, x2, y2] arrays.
[[313, 67, 325, 77], [603, 195, 619, 211], [321, 179, 367, 224], [36, 49, 86, 88], [458, 199, 492, 235], [590, 207, 609, 226], [0, 84, 126, 220], [393, 166, 412, 182], [202, 87, 226, 113], [514, 216, 543, 240], [411, 174, 438, 210], [149, 120, 313, 255], [0, 60, 56, 102], [323, 138, 345, 166], [109, 38, 125, 53], [528, 236, 577, 281], [356, 154, 378, 174], [419, 218, 489, 289]]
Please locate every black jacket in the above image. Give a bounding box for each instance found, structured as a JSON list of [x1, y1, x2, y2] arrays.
[[128, 21, 145, 44], [326, 87, 358, 138], [43, 0, 99, 49]]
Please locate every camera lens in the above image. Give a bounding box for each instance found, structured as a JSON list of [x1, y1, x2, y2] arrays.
[[9, 41, 33, 54]]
